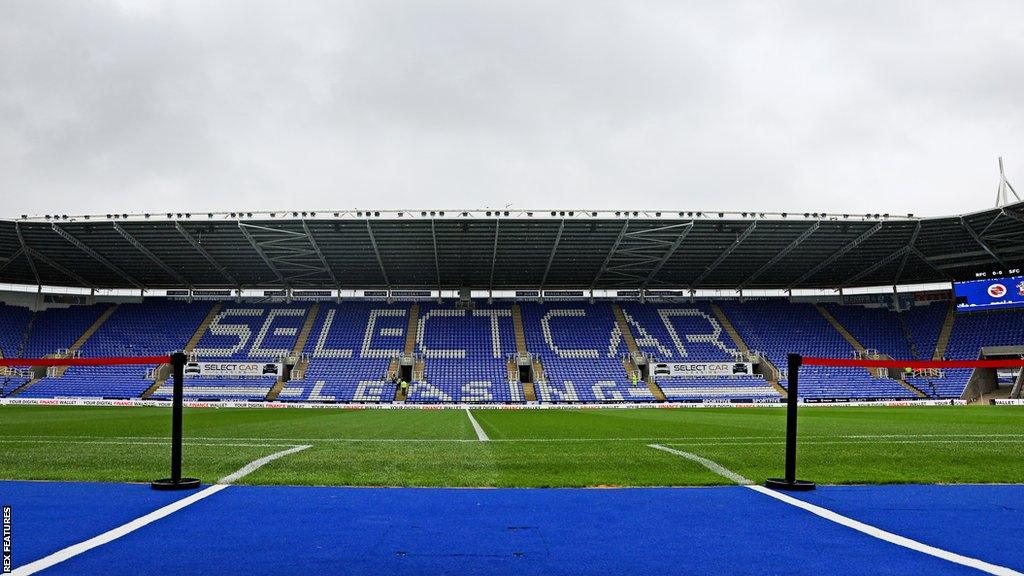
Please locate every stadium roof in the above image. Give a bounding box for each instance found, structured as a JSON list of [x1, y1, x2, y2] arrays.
[[1, 203, 1022, 292]]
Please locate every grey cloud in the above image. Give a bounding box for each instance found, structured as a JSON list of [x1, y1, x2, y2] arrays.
[[0, 0, 1021, 217]]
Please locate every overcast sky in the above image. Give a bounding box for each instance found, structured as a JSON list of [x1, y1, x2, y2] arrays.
[[1, 1, 1022, 218]]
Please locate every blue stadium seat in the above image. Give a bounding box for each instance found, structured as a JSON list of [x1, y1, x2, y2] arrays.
[[3, 298, 1020, 404]]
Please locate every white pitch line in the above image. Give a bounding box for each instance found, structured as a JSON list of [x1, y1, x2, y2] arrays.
[[648, 444, 753, 485], [218, 444, 312, 484], [748, 485, 1023, 576], [465, 408, 489, 442], [647, 444, 1023, 576], [9, 432, 1024, 440], [12, 443, 314, 573], [12, 484, 229, 576], [0, 439, 300, 447], [662, 439, 1024, 447]]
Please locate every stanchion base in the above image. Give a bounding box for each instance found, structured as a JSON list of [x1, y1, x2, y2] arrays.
[[151, 477, 201, 491], [765, 478, 816, 491]]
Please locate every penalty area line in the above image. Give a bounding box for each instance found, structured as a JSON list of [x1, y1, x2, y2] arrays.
[[465, 408, 489, 441], [218, 444, 312, 484], [0, 439, 301, 448], [647, 444, 752, 485], [646, 444, 1022, 576]]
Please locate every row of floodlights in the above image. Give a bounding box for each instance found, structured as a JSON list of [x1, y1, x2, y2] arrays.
[[22, 211, 915, 221]]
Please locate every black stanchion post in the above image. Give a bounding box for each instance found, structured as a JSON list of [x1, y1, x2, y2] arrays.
[[765, 353, 815, 491], [152, 351, 201, 490]]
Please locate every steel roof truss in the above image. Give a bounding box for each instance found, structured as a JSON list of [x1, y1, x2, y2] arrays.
[[431, 220, 442, 293], [237, 223, 286, 285], [738, 221, 820, 289], [488, 220, 500, 293], [892, 221, 923, 284], [692, 221, 757, 287], [365, 220, 390, 289], [174, 222, 238, 287], [909, 247, 951, 280], [13, 224, 39, 285], [590, 221, 630, 289], [640, 222, 693, 289], [960, 217, 1007, 268], [237, 222, 334, 286], [51, 223, 144, 289], [112, 222, 190, 287], [539, 219, 565, 290], [787, 222, 883, 289], [593, 222, 694, 288], [26, 247, 96, 289]]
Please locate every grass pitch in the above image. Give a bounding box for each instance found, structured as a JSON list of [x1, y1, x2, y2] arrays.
[[2, 405, 1023, 487]]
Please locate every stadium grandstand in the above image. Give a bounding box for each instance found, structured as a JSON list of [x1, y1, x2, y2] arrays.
[[1, 204, 1023, 406], [4, 204, 1024, 576]]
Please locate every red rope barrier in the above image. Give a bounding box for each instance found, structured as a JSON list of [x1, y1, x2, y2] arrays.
[[0, 356, 170, 367], [802, 357, 1024, 369]]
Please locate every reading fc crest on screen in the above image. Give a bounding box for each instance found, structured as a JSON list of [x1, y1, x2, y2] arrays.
[[988, 283, 1007, 298]]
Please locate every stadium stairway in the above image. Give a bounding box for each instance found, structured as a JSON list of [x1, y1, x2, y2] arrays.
[[289, 302, 320, 381], [896, 314, 921, 359], [391, 374, 410, 402], [530, 357, 546, 390], [814, 304, 869, 355], [815, 304, 927, 399], [141, 303, 223, 399], [404, 304, 420, 356], [612, 304, 666, 402], [409, 305, 425, 384], [710, 302, 787, 398], [0, 328, 36, 396], [413, 357, 426, 382], [511, 304, 529, 354], [7, 304, 120, 396], [511, 304, 537, 402], [392, 304, 420, 402], [266, 303, 320, 401], [932, 302, 958, 361], [3, 332, 39, 395], [14, 310, 37, 358], [184, 303, 224, 354], [1011, 369, 1024, 399], [4, 376, 41, 397], [386, 358, 400, 383], [50, 304, 119, 378]]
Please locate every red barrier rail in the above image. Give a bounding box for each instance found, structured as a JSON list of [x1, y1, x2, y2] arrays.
[[0, 356, 170, 367], [802, 357, 1024, 369], [766, 353, 1024, 493], [0, 352, 198, 490]]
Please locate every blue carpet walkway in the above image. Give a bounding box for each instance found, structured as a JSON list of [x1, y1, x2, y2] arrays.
[[3, 481, 1022, 575]]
